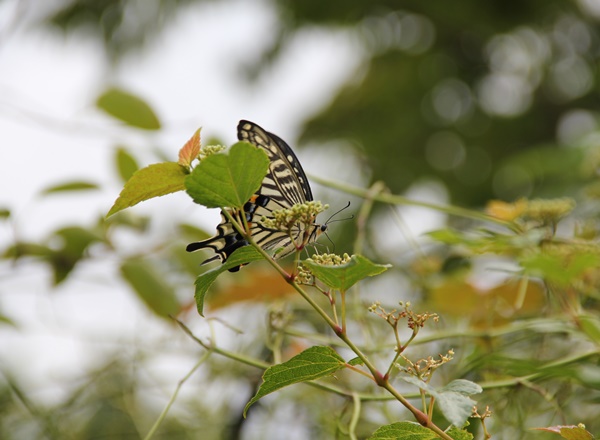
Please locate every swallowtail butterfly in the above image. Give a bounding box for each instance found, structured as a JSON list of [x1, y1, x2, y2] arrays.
[[186, 120, 325, 271]]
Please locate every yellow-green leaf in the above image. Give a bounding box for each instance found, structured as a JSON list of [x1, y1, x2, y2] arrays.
[[368, 422, 438, 439], [533, 425, 595, 440], [115, 147, 139, 182], [42, 181, 99, 194], [107, 162, 187, 217], [96, 87, 161, 130]]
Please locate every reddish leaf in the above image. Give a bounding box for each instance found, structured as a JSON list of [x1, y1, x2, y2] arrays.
[[178, 128, 201, 168], [207, 268, 295, 311]]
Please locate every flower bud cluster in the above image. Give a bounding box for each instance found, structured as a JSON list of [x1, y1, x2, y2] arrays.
[[308, 252, 351, 266], [472, 406, 493, 420], [487, 197, 575, 224], [368, 301, 439, 328], [522, 198, 575, 223], [398, 349, 455, 379], [261, 201, 328, 231], [296, 265, 314, 285], [200, 144, 226, 160]]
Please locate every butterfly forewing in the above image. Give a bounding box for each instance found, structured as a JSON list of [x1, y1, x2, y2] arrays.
[[186, 120, 319, 271], [238, 120, 313, 205]]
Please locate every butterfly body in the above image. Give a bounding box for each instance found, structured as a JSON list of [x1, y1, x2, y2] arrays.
[[187, 120, 324, 271]]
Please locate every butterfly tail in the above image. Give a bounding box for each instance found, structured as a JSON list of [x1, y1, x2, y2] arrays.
[[186, 229, 249, 272]]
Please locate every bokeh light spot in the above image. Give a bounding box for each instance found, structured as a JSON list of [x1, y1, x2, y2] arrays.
[[425, 131, 466, 171], [493, 164, 534, 199]]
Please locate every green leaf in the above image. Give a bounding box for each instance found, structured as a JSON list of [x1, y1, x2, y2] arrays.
[[0, 208, 10, 219], [42, 181, 99, 194], [3, 242, 50, 259], [0, 314, 17, 327], [179, 223, 212, 242], [54, 226, 102, 254], [347, 357, 364, 366], [244, 346, 345, 417], [107, 162, 187, 217], [521, 252, 600, 286], [49, 227, 103, 284], [427, 228, 464, 245], [302, 254, 390, 291], [435, 391, 476, 428], [446, 426, 474, 440], [398, 375, 436, 394], [533, 425, 595, 440], [439, 379, 482, 396], [121, 259, 180, 318], [428, 228, 547, 256], [399, 376, 479, 428], [104, 212, 150, 232], [194, 246, 265, 316], [115, 147, 139, 183], [96, 87, 161, 130], [8, 227, 105, 285], [578, 314, 600, 345], [558, 426, 594, 440], [368, 421, 439, 439], [185, 141, 269, 209]]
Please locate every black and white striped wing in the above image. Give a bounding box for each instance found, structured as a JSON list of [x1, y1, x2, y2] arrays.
[[238, 119, 313, 206], [186, 120, 314, 271], [238, 120, 314, 257]]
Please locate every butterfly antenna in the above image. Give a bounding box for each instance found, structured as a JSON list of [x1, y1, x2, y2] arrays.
[[324, 201, 353, 225]]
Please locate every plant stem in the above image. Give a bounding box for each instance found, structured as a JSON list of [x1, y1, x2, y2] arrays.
[[381, 382, 453, 440], [310, 175, 514, 230], [217, 203, 457, 437], [336, 327, 452, 437], [175, 318, 363, 398], [341, 290, 347, 334], [354, 181, 386, 255], [384, 323, 406, 378], [348, 392, 361, 440], [143, 351, 211, 440]]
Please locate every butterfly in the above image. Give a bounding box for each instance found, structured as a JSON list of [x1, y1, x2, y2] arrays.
[[186, 120, 326, 272]]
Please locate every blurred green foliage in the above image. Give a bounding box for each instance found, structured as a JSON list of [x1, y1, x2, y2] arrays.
[[46, 0, 600, 204], [289, 2, 600, 205]]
